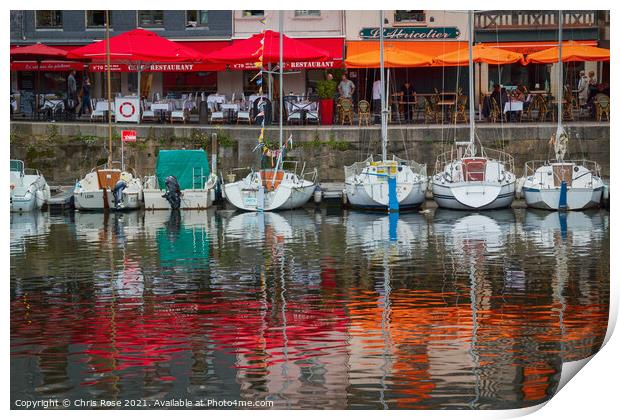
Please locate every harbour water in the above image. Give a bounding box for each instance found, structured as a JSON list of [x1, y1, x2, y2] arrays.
[[10, 207, 609, 409]]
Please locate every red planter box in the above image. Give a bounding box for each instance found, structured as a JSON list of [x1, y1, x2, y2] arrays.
[[320, 99, 334, 125]]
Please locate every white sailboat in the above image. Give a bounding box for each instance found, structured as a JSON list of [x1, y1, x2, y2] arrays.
[[344, 11, 427, 212], [73, 12, 143, 212], [431, 11, 516, 210], [10, 159, 50, 212], [223, 12, 316, 212], [522, 10, 604, 211]]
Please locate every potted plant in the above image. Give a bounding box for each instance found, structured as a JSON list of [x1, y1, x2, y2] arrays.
[[317, 78, 337, 125]]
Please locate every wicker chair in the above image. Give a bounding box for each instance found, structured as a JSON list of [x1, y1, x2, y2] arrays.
[[595, 94, 610, 121], [423, 97, 440, 124], [358, 100, 371, 126], [489, 97, 502, 123], [452, 95, 468, 124], [338, 98, 354, 125]]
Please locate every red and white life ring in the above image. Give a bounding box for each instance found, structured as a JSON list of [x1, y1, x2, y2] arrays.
[[119, 101, 136, 118]]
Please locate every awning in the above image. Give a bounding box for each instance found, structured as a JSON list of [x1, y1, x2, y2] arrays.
[[346, 40, 467, 67], [480, 40, 598, 55]]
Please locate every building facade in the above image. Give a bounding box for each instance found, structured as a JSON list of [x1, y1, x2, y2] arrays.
[[10, 10, 607, 106]]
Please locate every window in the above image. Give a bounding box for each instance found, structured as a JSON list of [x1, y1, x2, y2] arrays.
[[138, 11, 164, 28], [394, 10, 426, 24], [242, 11, 264, 17], [295, 10, 321, 17], [86, 11, 108, 28], [186, 11, 209, 27], [35, 11, 62, 29]]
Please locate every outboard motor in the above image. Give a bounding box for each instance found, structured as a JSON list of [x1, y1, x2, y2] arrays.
[[112, 180, 127, 209], [162, 175, 182, 210]]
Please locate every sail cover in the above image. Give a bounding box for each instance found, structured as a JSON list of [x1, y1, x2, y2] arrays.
[[155, 150, 211, 190]]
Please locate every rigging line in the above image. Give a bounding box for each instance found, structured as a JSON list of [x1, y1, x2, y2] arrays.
[[494, 17, 506, 151]]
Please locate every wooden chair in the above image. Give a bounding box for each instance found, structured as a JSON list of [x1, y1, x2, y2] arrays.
[[452, 95, 468, 124], [358, 100, 371, 126], [338, 98, 354, 125], [595, 94, 610, 121]]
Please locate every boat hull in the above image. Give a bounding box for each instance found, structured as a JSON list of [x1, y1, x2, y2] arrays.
[[74, 189, 142, 211], [345, 180, 427, 211], [143, 189, 212, 210], [523, 186, 603, 210], [432, 181, 515, 210], [224, 179, 315, 212]]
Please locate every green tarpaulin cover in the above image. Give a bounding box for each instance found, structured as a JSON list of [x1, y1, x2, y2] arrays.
[[156, 150, 210, 190]]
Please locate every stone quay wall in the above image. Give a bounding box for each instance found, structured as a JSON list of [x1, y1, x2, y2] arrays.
[[10, 121, 609, 184]]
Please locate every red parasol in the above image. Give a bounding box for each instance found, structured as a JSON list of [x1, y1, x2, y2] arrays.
[[205, 30, 330, 65], [66, 28, 206, 63]]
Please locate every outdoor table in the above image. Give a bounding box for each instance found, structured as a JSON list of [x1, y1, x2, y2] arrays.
[[41, 99, 64, 110], [207, 94, 226, 105], [504, 100, 524, 122], [220, 103, 239, 123], [151, 102, 174, 123], [291, 101, 315, 124], [94, 101, 113, 119]]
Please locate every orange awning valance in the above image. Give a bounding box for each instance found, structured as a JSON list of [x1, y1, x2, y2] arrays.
[[434, 44, 526, 66], [345, 40, 466, 68], [479, 40, 598, 55]]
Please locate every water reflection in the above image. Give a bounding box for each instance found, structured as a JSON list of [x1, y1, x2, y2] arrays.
[[10, 208, 609, 409]]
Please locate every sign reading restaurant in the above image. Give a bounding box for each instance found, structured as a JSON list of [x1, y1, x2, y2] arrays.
[[360, 27, 461, 40]]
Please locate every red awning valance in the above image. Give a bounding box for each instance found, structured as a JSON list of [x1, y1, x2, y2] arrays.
[[10, 61, 85, 71]]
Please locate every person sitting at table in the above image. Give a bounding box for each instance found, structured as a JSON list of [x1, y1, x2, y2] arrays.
[[489, 84, 505, 117], [400, 81, 417, 122], [577, 70, 589, 108]]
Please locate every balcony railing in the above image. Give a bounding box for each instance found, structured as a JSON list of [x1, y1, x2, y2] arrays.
[[475, 11, 597, 30]]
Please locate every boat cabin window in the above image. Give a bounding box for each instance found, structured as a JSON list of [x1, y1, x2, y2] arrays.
[[462, 158, 486, 182], [10, 160, 24, 174]]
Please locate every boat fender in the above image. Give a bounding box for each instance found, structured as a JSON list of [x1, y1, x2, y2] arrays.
[[163, 176, 182, 210], [113, 180, 127, 209]]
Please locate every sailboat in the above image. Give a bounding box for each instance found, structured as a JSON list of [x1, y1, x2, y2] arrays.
[[344, 11, 427, 212], [73, 11, 143, 211], [431, 11, 516, 210], [522, 10, 604, 211], [223, 12, 316, 212], [10, 159, 50, 212]]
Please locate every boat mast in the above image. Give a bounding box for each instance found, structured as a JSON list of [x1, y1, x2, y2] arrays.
[[468, 10, 475, 145], [557, 10, 563, 136], [380, 10, 387, 161], [106, 10, 113, 168], [279, 11, 284, 150]]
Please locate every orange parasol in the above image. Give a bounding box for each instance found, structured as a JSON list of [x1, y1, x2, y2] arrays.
[[345, 44, 433, 68], [525, 41, 610, 64], [433, 44, 526, 66]]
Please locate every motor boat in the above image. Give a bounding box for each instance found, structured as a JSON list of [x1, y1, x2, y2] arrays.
[[10, 159, 50, 212], [73, 162, 143, 211], [143, 150, 217, 210]]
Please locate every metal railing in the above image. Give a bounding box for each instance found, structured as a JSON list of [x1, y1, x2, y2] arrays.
[[434, 143, 514, 176], [524, 159, 601, 179]]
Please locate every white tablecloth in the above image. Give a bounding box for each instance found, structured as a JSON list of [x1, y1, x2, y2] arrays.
[[207, 94, 226, 105], [95, 101, 113, 112], [151, 103, 174, 112], [41, 99, 64, 110], [504, 101, 523, 113], [220, 103, 239, 111]]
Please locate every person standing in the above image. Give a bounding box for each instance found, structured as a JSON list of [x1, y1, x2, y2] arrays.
[[372, 77, 382, 124], [400, 81, 417, 122], [67, 70, 77, 111], [338, 74, 355, 100], [577, 70, 589, 108], [587, 70, 598, 117], [78, 77, 92, 117]]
